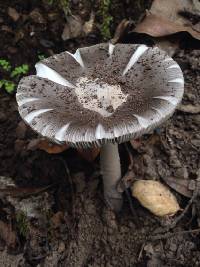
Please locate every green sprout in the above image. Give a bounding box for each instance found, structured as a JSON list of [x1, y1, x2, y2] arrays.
[[0, 59, 12, 72], [0, 80, 15, 94], [0, 59, 30, 94], [11, 64, 29, 78]]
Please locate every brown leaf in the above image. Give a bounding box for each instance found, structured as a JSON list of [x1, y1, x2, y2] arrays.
[[130, 0, 200, 55], [51, 211, 64, 229], [161, 176, 194, 198], [8, 7, 20, 22], [82, 12, 95, 35], [130, 138, 142, 150], [77, 147, 100, 162], [29, 8, 46, 24], [62, 15, 83, 41], [27, 139, 68, 154], [134, 13, 200, 41], [112, 19, 131, 44], [177, 104, 200, 114], [0, 185, 53, 198], [0, 221, 17, 249], [0, 176, 54, 199], [150, 0, 196, 24], [37, 140, 68, 154]]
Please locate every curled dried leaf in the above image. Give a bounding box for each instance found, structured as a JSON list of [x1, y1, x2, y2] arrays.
[[112, 19, 131, 44], [37, 140, 68, 154], [134, 13, 200, 41], [132, 180, 180, 217], [27, 139, 69, 154], [161, 176, 194, 198]]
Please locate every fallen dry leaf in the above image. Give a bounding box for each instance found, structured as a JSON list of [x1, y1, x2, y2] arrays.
[[78, 147, 100, 162], [150, 0, 198, 24], [193, 0, 200, 11], [27, 139, 68, 154], [37, 140, 68, 154], [27, 137, 99, 161], [82, 12, 95, 35], [129, 0, 200, 55], [112, 19, 131, 44], [62, 15, 83, 41], [132, 180, 180, 216], [29, 8, 46, 24], [130, 138, 142, 150], [134, 12, 200, 41], [51, 211, 64, 228], [62, 13, 95, 41], [0, 221, 17, 249], [0, 176, 54, 199], [160, 176, 194, 198], [177, 104, 200, 114], [8, 7, 20, 22]]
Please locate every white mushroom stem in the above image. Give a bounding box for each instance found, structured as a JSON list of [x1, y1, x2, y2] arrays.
[[100, 143, 123, 211]]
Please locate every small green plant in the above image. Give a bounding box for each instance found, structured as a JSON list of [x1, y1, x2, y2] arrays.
[[45, 0, 70, 16], [46, 0, 54, 4], [0, 80, 15, 94], [0, 59, 11, 72], [59, 0, 70, 16], [38, 54, 46, 61], [0, 60, 29, 94], [16, 212, 29, 238], [11, 64, 29, 78], [99, 0, 113, 40]]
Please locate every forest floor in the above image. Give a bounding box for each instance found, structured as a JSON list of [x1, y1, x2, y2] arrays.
[[0, 0, 200, 266]]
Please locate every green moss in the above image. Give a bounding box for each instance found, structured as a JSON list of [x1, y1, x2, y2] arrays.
[[99, 0, 113, 40], [59, 0, 70, 16], [16, 212, 29, 238], [45, 0, 70, 16], [38, 54, 47, 61]]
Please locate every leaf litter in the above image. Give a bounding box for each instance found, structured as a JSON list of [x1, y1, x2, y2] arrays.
[[0, 0, 200, 266]]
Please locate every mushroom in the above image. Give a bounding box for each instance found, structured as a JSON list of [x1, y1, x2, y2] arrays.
[[16, 43, 184, 212]]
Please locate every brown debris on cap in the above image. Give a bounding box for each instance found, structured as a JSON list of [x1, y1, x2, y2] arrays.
[[16, 43, 184, 148]]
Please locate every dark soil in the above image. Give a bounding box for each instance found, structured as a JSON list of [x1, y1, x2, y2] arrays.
[[0, 0, 200, 266]]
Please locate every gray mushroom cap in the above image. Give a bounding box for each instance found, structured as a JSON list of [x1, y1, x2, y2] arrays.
[[16, 43, 184, 148]]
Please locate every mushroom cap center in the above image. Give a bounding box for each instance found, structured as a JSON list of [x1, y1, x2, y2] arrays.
[[75, 77, 128, 117]]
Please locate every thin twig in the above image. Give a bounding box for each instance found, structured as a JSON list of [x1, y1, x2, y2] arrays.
[[145, 169, 200, 244], [124, 143, 134, 170], [123, 143, 140, 225], [170, 183, 199, 228], [158, 170, 200, 234], [54, 157, 74, 198], [54, 157, 75, 216], [124, 188, 139, 226], [19, 184, 56, 199], [149, 228, 200, 241]]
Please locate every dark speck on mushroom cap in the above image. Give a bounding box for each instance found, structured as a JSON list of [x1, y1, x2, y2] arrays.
[[16, 43, 184, 148]]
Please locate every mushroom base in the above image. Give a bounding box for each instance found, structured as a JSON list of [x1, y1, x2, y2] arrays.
[[100, 143, 123, 212]]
